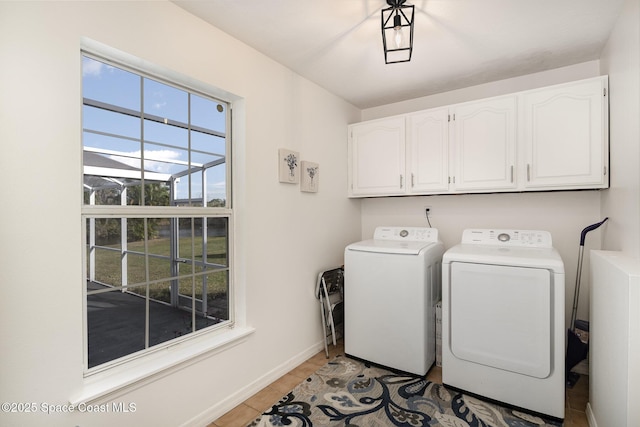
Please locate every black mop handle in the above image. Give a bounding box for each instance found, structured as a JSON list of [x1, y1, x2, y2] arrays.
[[580, 217, 609, 246], [571, 217, 609, 331]]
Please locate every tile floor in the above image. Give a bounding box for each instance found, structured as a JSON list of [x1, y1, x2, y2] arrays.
[[208, 341, 589, 427]]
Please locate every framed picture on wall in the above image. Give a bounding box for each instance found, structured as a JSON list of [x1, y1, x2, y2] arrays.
[[301, 161, 319, 193], [279, 149, 299, 184]]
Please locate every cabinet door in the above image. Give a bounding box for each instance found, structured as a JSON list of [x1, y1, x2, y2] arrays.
[[406, 108, 449, 193], [348, 117, 405, 197], [451, 96, 517, 192], [522, 77, 608, 189]]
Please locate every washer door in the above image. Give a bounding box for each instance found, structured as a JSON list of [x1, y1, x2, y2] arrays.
[[450, 262, 551, 378]]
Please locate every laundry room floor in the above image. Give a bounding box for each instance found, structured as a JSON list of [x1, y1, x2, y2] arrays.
[[210, 340, 589, 427], [565, 373, 590, 426]]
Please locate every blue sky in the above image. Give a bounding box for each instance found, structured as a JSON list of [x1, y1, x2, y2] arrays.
[[82, 56, 228, 202]]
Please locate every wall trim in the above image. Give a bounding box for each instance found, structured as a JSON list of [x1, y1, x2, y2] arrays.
[[586, 402, 597, 427], [182, 340, 325, 427]]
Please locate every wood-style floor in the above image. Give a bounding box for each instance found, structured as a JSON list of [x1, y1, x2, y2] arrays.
[[209, 340, 590, 427]]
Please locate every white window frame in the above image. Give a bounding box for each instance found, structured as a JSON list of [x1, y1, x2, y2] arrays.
[[74, 38, 253, 405]]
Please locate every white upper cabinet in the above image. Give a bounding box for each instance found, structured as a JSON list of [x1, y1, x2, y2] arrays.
[[348, 116, 405, 196], [406, 107, 450, 193], [450, 95, 517, 192], [521, 76, 608, 190], [347, 76, 609, 198]]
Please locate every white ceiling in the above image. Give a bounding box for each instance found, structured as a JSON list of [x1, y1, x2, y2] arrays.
[[173, 0, 625, 109]]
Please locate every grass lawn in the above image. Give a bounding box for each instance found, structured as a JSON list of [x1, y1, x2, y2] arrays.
[[90, 235, 228, 301]]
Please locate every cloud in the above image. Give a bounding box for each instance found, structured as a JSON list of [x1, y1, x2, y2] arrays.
[[144, 149, 183, 173], [82, 58, 104, 77]]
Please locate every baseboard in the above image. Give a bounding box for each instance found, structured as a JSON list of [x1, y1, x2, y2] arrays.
[[586, 402, 597, 427], [181, 340, 325, 427]]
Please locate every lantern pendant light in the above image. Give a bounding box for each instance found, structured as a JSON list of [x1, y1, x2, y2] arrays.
[[381, 0, 415, 64]]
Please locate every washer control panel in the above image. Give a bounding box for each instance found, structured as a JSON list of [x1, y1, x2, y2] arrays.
[[373, 226, 439, 242], [461, 229, 552, 248]]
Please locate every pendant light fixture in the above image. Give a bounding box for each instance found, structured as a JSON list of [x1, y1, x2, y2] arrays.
[[381, 0, 415, 64]]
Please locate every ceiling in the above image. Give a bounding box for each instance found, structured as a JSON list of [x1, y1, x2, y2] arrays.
[[173, 0, 625, 109]]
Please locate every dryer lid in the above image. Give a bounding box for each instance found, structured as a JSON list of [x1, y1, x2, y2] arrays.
[[444, 229, 564, 272], [443, 244, 565, 273]]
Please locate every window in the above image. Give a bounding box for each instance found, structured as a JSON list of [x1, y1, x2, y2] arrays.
[[82, 54, 232, 371]]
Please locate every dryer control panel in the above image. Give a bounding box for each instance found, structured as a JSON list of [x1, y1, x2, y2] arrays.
[[374, 226, 439, 242], [461, 229, 552, 248]]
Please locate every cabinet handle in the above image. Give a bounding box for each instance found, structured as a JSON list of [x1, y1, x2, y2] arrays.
[[510, 165, 514, 183], [411, 173, 415, 187], [400, 174, 403, 188], [527, 164, 531, 181]]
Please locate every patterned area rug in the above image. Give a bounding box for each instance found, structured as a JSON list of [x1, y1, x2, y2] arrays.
[[248, 355, 562, 427]]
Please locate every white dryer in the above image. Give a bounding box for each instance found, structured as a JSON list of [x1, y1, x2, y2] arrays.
[[344, 226, 444, 376], [442, 229, 565, 420]]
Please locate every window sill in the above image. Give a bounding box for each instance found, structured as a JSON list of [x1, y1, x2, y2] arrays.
[[69, 326, 255, 405]]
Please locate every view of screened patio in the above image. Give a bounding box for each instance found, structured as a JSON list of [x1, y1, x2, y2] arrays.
[[81, 54, 232, 369], [84, 148, 230, 368]]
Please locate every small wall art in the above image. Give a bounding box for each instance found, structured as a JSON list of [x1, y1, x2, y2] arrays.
[[279, 149, 299, 184], [301, 161, 319, 193]]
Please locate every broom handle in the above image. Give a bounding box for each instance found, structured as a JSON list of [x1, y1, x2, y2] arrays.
[[570, 246, 585, 332], [580, 217, 609, 246], [570, 217, 609, 331]]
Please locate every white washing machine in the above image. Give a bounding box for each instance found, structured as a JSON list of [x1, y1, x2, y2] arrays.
[[442, 229, 565, 420], [344, 226, 444, 376]]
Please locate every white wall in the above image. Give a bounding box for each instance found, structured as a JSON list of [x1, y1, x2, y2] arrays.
[[358, 62, 608, 330], [362, 61, 601, 121], [599, 0, 640, 257], [0, 2, 360, 426], [360, 192, 602, 329], [588, 0, 640, 425]]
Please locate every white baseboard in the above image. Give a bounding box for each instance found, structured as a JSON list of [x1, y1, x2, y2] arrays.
[[586, 402, 597, 427], [181, 340, 325, 427]]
